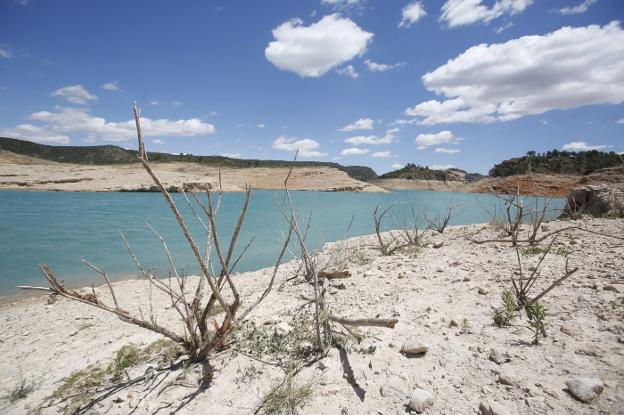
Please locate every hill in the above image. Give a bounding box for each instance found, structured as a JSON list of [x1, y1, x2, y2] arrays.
[[0, 136, 377, 182], [489, 150, 623, 177], [379, 163, 483, 182]]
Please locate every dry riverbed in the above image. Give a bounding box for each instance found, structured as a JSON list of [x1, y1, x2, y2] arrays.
[[0, 218, 622, 414]]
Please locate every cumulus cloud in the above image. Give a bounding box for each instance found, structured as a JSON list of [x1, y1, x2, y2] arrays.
[[363, 59, 404, 72], [371, 151, 393, 158], [415, 130, 458, 149], [558, 0, 597, 15], [561, 141, 608, 151], [222, 152, 241, 158], [0, 48, 12, 59], [337, 65, 359, 79], [440, 0, 533, 28], [339, 117, 374, 131], [345, 128, 398, 146], [341, 147, 370, 155], [0, 124, 70, 144], [435, 147, 460, 154], [265, 14, 373, 77], [152, 139, 165, 144], [51, 84, 97, 105], [399, 1, 426, 28], [101, 81, 120, 91], [2, 107, 215, 143], [430, 164, 455, 170], [272, 135, 327, 157], [405, 22, 624, 125]]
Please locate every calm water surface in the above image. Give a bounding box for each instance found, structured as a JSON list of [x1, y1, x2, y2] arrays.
[[0, 190, 564, 297]]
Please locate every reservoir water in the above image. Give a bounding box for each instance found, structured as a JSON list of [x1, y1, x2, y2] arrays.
[[0, 190, 564, 297]]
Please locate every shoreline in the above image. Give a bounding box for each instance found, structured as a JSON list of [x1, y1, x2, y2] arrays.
[[1, 218, 622, 414]]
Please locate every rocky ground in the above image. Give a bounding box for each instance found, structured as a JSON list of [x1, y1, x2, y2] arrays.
[[0, 218, 622, 414]]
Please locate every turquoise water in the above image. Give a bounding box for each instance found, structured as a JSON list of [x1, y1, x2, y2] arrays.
[[0, 190, 564, 297]]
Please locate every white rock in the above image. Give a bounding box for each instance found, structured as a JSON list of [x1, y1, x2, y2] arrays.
[[380, 377, 408, 398], [407, 388, 434, 413], [479, 400, 511, 415], [566, 377, 604, 403], [489, 348, 511, 365]]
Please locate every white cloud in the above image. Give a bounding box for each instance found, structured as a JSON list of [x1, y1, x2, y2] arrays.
[[0, 48, 12, 59], [405, 22, 624, 125], [363, 59, 404, 72], [495, 22, 514, 34], [415, 130, 457, 148], [265, 14, 373, 77], [51, 84, 97, 105], [435, 147, 460, 154], [9, 107, 215, 142], [558, 0, 597, 15], [149, 100, 160, 106], [152, 139, 165, 144], [0, 123, 70, 144], [617, 118, 624, 124], [337, 64, 359, 79], [272, 135, 327, 157], [341, 147, 370, 155], [256, 123, 266, 128], [321, 0, 363, 8], [222, 152, 241, 158], [339, 117, 374, 131], [371, 151, 393, 158], [101, 81, 120, 91], [209, 111, 217, 116], [345, 128, 398, 145], [391, 163, 404, 169], [440, 0, 533, 28], [171, 100, 183, 107], [430, 164, 455, 170], [399, 1, 427, 28], [561, 141, 608, 151]]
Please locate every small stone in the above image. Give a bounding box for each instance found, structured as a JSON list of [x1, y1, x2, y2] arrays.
[[380, 377, 408, 398], [478, 288, 488, 295], [604, 284, 623, 293], [497, 371, 520, 387], [407, 388, 434, 413], [575, 346, 603, 358], [479, 400, 511, 415], [566, 377, 604, 403], [433, 242, 444, 249], [560, 323, 581, 337], [489, 348, 511, 365], [449, 319, 459, 327], [400, 340, 428, 357]]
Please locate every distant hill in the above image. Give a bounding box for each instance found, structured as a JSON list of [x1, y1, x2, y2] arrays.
[[0, 136, 378, 182], [379, 163, 484, 182], [489, 150, 624, 177]]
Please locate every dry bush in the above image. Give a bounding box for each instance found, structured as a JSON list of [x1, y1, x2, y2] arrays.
[[373, 201, 430, 256]]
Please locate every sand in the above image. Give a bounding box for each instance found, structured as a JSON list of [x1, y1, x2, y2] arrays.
[[0, 218, 623, 414], [0, 159, 385, 193]]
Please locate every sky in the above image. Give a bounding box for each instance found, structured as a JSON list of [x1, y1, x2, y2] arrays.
[[0, 0, 623, 174]]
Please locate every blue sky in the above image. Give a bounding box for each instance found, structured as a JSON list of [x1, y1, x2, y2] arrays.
[[1, 0, 623, 174]]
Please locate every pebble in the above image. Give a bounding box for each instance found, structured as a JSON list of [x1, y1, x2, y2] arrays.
[[478, 288, 488, 295], [565, 377, 604, 403], [560, 323, 581, 337], [604, 284, 623, 293], [497, 370, 520, 387], [489, 348, 511, 365], [479, 400, 512, 415], [380, 377, 408, 398], [407, 388, 434, 413], [400, 341, 428, 357]]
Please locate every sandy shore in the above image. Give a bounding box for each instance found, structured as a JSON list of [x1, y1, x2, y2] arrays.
[[0, 158, 384, 193], [0, 218, 623, 414]]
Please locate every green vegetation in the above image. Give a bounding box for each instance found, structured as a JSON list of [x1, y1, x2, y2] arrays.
[[489, 149, 623, 177], [262, 371, 316, 415], [379, 163, 483, 181], [2, 379, 37, 403], [493, 290, 516, 327], [0, 136, 377, 182], [526, 302, 547, 345]]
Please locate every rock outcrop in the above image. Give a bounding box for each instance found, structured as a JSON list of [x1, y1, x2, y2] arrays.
[[563, 184, 624, 218]]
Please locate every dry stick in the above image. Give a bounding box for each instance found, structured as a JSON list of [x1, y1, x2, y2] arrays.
[[328, 316, 398, 329], [35, 264, 186, 344], [132, 102, 148, 161], [80, 258, 120, 310], [133, 121, 231, 321]]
